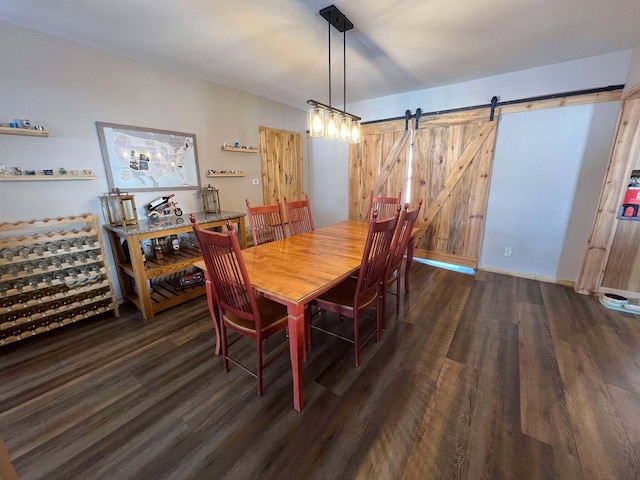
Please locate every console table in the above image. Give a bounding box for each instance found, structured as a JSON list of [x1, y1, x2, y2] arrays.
[[104, 211, 246, 319]]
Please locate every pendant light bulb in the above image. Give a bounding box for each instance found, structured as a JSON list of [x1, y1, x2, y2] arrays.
[[350, 120, 361, 144], [308, 107, 325, 137], [340, 116, 351, 141], [325, 112, 340, 139]]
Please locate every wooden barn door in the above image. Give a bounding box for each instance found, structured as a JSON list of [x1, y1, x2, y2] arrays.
[[350, 111, 498, 268]]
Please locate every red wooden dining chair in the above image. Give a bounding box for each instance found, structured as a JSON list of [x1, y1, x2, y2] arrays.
[[307, 211, 398, 366], [245, 199, 287, 246], [283, 194, 315, 235], [366, 190, 401, 221], [382, 200, 423, 322], [190, 215, 289, 396]]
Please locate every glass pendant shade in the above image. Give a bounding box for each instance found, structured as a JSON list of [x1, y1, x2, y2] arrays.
[[325, 112, 341, 139], [350, 120, 361, 144], [340, 116, 351, 141], [308, 107, 325, 137]]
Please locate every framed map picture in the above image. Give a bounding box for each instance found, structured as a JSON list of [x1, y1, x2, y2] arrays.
[[96, 122, 201, 191]]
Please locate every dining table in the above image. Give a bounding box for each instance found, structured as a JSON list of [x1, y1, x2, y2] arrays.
[[193, 219, 417, 411]]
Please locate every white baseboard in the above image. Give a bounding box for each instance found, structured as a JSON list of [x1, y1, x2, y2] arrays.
[[477, 266, 575, 288]]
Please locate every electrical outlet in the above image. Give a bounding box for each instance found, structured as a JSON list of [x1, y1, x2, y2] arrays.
[[504, 247, 512, 257], [251, 178, 260, 186]]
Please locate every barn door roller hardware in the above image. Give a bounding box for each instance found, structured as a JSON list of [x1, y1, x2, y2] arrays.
[[363, 85, 624, 126], [404, 110, 411, 131], [489, 96, 498, 121], [403, 108, 422, 130]]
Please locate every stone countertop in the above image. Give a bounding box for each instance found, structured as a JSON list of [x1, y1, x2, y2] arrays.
[[103, 211, 245, 236]]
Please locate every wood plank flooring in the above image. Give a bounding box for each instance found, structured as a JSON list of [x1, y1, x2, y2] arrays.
[[1, 264, 640, 479]]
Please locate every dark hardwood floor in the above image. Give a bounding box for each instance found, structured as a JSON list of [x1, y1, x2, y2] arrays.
[[1, 264, 640, 479]]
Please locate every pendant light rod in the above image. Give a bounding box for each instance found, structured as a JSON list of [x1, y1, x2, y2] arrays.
[[343, 29, 346, 114], [328, 22, 332, 107]]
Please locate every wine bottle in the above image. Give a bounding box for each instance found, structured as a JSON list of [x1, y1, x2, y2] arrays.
[[145, 194, 175, 212]]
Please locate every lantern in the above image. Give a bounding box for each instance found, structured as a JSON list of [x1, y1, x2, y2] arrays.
[[100, 189, 139, 227], [201, 184, 221, 214]]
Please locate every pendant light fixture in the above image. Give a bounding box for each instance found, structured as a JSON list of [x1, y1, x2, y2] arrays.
[[307, 4, 361, 143]]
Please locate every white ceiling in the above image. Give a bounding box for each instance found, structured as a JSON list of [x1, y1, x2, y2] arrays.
[[1, 0, 639, 110]]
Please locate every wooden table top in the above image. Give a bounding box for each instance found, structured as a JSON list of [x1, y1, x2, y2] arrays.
[[194, 220, 370, 306]]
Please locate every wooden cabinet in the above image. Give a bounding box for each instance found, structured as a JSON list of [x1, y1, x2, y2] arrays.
[[259, 127, 304, 218], [104, 211, 246, 320], [0, 214, 118, 346]]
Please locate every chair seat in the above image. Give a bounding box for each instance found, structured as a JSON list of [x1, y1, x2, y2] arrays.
[[315, 277, 377, 312], [224, 296, 288, 335]]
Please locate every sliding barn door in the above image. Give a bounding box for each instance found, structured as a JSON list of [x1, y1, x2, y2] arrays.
[[350, 111, 498, 268], [259, 127, 303, 221]]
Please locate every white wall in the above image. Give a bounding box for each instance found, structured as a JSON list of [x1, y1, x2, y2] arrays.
[[308, 138, 350, 228], [327, 51, 631, 282], [0, 22, 306, 297], [479, 103, 619, 281], [626, 45, 640, 90]]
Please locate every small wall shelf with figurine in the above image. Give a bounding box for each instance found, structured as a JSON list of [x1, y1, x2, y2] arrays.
[[206, 173, 246, 178], [221, 145, 258, 153], [0, 126, 49, 137], [0, 174, 97, 181]]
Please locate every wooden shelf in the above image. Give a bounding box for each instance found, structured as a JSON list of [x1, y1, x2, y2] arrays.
[[221, 146, 258, 153], [104, 211, 246, 320], [0, 174, 96, 181], [0, 126, 49, 137], [206, 173, 246, 178]]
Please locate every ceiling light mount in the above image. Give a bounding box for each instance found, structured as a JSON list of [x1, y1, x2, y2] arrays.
[[307, 4, 361, 143], [319, 5, 353, 33]]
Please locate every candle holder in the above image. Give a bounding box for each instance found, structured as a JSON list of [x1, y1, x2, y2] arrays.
[[201, 184, 221, 214], [100, 189, 139, 227]]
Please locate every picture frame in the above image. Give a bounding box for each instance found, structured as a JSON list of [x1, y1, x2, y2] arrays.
[[96, 122, 201, 192]]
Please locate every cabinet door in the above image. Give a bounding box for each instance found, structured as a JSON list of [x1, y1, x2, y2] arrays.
[[259, 127, 303, 222]]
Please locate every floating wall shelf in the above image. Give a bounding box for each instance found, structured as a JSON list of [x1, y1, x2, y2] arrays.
[[206, 173, 246, 178], [0, 174, 97, 181], [221, 146, 258, 153], [0, 126, 49, 137]]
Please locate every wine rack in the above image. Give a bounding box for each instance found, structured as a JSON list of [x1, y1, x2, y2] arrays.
[[0, 214, 119, 346]]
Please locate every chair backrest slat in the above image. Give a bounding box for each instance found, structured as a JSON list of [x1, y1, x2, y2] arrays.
[[191, 215, 261, 328], [387, 200, 423, 277], [355, 211, 398, 302], [284, 194, 315, 236], [367, 191, 401, 222], [246, 199, 287, 246]]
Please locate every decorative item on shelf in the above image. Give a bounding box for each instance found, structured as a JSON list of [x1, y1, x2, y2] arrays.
[[169, 234, 180, 254], [306, 5, 361, 143], [619, 169, 640, 220], [100, 188, 139, 227], [153, 238, 164, 260], [144, 193, 184, 218], [201, 184, 221, 214], [175, 271, 205, 290]]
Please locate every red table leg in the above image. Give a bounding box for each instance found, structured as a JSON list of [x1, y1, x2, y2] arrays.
[[287, 303, 306, 411]]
